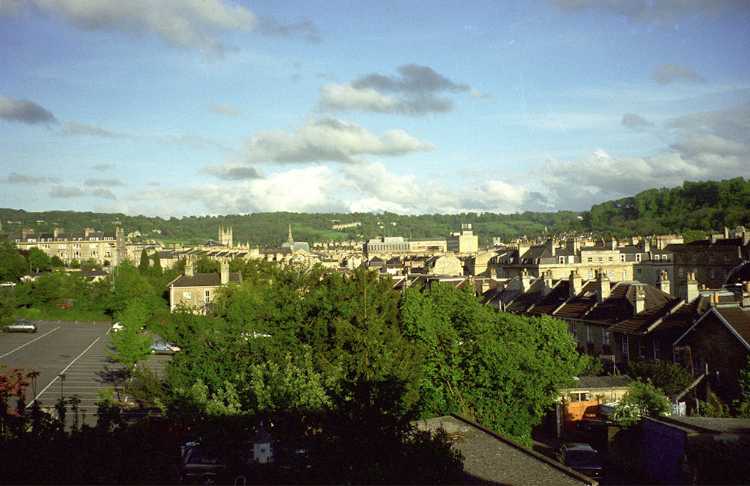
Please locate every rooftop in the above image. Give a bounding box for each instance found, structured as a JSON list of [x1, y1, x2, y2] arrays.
[[415, 415, 596, 485]]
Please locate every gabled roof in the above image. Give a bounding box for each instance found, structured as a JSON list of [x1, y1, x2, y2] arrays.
[[674, 305, 750, 350], [592, 283, 680, 334], [527, 280, 571, 316], [506, 279, 547, 313], [553, 280, 599, 319]]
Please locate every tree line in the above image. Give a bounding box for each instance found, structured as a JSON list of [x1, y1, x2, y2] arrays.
[[2, 177, 747, 245]]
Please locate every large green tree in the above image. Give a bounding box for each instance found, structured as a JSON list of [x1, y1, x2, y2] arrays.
[[401, 283, 585, 443], [26, 248, 51, 274], [0, 241, 27, 282]]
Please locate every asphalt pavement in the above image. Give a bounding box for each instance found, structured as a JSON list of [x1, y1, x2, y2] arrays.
[[0, 320, 124, 426]]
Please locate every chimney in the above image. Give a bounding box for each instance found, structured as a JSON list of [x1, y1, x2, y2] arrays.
[[685, 272, 699, 302], [597, 268, 610, 302], [185, 258, 194, 277], [543, 270, 554, 296], [657, 270, 671, 296], [569, 269, 582, 297], [520, 268, 532, 293], [633, 285, 646, 315], [220, 260, 230, 285]]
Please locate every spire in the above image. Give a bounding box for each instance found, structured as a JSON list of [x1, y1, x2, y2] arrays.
[[287, 224, 294, 245]]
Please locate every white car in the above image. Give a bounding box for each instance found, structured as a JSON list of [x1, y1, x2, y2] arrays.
[[111, 322, 124, 332]]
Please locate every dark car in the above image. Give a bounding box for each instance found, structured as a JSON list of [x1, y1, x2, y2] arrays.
[[558, 442, 604, 479], [180, 444, 227, 484], [4, 320, 38, 333]]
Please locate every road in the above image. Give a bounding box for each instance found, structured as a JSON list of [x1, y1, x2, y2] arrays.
[[0, 320, 124, 427]]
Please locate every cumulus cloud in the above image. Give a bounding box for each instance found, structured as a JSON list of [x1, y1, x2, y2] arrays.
[[203, 164, 262, 180], [539, 103, 750, 210], [49, 185, 117, 199], [621, 113, 654, 129], [1, 172, 61, 185], [0, 96, 57, 125], [319, 64, 475, 115], [62, 121, 124, 138], [0, 1, 321, 54], [4, 0, 255, 54], [553, 0, 750, 23], [652, 64, 705, 85], [245, 118, 433, 164]]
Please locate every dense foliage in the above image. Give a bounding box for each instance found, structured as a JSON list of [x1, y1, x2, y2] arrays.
[[2, 177, 747, 245], [589, 177, 750, 238], [612, 381, 671, 426], [626, 359, 693, 397]]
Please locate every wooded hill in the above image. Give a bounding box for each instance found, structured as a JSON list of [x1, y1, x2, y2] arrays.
[[1, 177, 748, 246]]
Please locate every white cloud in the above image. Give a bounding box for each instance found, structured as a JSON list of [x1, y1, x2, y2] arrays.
[[4, 0, 254, 54], [319, 64, 476, 115], [245, 118, 433, 164]]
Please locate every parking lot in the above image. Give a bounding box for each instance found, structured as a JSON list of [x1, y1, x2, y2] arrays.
[[0, 320, 123, 426]]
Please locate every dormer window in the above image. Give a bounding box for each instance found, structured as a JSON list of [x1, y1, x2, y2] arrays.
[[635, 254, 641, 262]]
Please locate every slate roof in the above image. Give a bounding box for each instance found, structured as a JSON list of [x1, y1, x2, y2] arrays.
[[506, 279, 547, 313], [599, 284, 681, 334], [527, 280, 571, 316], [415, 415, 596, 486], [715, 306, 750, 347], [563, 375, 633, 390], [170, 272, 241, 288], [520, 244, 553, 261], [553, 280, 599, 319]]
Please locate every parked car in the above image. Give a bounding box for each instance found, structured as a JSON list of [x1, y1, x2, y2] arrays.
[[151, 340, 181, 355], [111, 321, 124, 332], [180, 443, 227, 484], [557, 442, 604, 479], [4, 320, 37, 333]]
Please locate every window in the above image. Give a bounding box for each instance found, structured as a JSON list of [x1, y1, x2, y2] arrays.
[[204, 289, 210, 303], [608, 256, 613, 262], [587, 257, 593, 263], [586, 325, 592, 343], [653, 254, 660, 261], [638, 339, 646, 358], [620, 254, 626, 262], [621, 335, 629, 357], [182, 291, 192, 300], [598, 257, 603, 262], [602, 329, 611, 345], [558, 256, 565, 264], [635, 254, 642, 262], [653, 340, 660, 360], [568, 391, 591, 402]]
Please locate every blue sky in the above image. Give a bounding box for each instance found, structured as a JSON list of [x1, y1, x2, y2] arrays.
[[1, 0, 749, 216]]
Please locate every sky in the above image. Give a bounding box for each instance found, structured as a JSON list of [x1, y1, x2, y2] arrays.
[[1, 0, 749, 217]]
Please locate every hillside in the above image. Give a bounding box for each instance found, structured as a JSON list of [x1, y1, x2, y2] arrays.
[[1, 177, 748, 246]]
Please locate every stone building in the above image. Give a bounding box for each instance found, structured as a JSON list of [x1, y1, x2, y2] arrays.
[[447, 224, 479, 255], [15, 225, 126, 267], [168, 259, 241, 313], [665, 230, 749, 299]]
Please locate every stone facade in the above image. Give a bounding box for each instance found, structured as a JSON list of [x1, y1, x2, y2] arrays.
[[15, 226, 125, 267]]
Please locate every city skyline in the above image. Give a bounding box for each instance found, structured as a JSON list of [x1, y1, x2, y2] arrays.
[[1, 0, 749, 217]]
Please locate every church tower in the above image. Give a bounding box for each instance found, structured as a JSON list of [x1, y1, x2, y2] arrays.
[[218, 224, 233, 247], [287, 224, 294, 245]]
